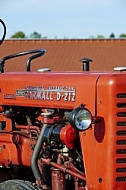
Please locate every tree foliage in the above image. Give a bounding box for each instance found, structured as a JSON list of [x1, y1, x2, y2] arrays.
[[11, 31, 26, 38], [109, 33, 115, 38], [10, 31, 126, 39], [119, 33, 126, 38], [30, 32, 41, 39], [97, 35, 105, 39]]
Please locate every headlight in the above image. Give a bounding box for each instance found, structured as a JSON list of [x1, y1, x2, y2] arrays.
[[69, 106, 92, 131]]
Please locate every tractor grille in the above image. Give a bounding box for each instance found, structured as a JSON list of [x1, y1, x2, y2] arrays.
[[116, 93, 126, 182]]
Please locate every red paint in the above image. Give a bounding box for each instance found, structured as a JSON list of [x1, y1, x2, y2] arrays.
[[60, 124, 76, 149]]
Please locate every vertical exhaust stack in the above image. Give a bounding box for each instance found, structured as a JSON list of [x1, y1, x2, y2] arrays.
[[80, 58, 93, 71]]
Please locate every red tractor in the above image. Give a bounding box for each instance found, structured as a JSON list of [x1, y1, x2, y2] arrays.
[[0, 19, 126, 190]]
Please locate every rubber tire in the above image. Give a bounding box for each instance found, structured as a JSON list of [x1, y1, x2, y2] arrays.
[[0, 179, 41, 190]]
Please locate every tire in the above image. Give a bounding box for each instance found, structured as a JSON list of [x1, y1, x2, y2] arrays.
[[0, 179, 41, 190]]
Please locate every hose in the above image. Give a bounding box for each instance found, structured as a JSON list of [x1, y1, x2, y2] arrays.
[[31, 124, 48, 185]]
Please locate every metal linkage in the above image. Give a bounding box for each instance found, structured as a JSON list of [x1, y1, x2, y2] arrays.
[[0, 49, 46, 73], [0, 19, 6, 46]]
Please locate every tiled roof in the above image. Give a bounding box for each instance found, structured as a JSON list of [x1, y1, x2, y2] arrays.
[[0, 39, 126, 72]]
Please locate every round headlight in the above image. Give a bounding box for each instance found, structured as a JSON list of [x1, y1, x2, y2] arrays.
[[69, 107, 92, 131]]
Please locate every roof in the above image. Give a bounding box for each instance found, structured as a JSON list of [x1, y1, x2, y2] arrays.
[[0, 39, 126, 72]]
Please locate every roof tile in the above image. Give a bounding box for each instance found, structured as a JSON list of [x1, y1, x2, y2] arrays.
[[0, 39, 126, 72]]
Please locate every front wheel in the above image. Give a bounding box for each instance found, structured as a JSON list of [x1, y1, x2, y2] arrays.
[[0, 179, 41, 190]]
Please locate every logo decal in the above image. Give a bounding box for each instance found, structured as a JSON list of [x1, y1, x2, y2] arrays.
[[16, 86, 76, 102]]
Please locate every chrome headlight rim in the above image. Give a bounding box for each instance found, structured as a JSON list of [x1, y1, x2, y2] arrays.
[[69, 106, 92, 131]]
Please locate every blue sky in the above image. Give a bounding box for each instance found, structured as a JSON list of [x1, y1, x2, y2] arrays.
[[0, 0, 126, 39]]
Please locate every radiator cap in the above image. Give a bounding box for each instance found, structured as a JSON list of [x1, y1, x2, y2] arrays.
[[37, 68, 51, 72], [114, 66, 126, 72]]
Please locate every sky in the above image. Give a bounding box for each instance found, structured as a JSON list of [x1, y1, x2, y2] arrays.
[[0, 0, 126, 39]]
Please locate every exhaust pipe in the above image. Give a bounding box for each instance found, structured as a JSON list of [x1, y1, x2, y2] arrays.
[[80, 58, 92, 71]]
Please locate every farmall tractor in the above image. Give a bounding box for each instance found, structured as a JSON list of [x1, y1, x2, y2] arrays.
[[0, 19, 126, 190]]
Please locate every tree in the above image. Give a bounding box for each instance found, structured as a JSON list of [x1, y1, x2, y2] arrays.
[[11, 31, 26, 38], [109, 33, 115, 38], [30, 32, 41, 39], [119, 33, 126, 38], [97, 35, 105, 39]]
